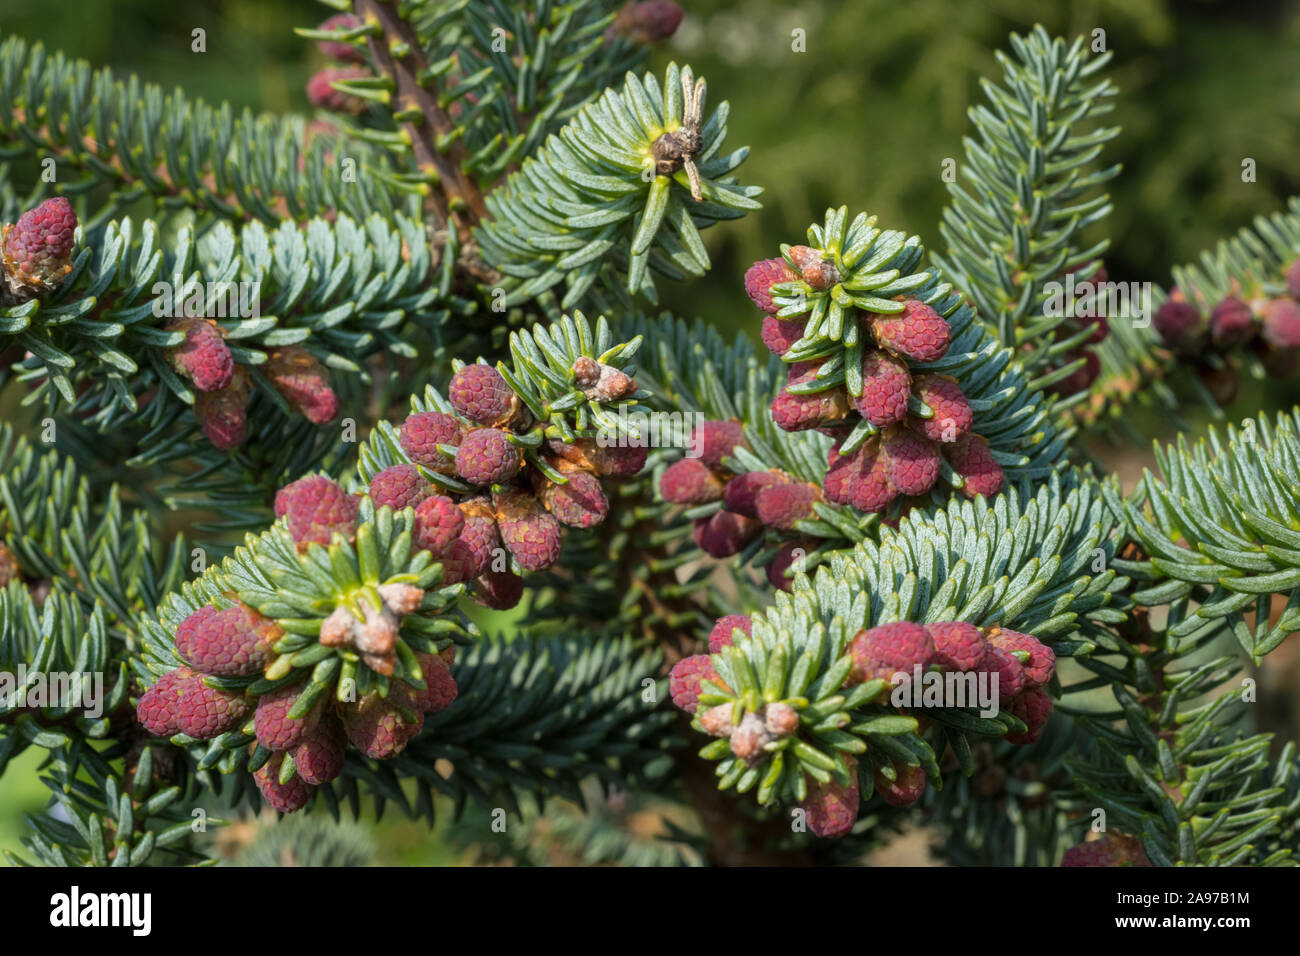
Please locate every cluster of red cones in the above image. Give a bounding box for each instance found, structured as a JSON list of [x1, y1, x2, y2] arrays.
[[746, 253, 1005, 523]]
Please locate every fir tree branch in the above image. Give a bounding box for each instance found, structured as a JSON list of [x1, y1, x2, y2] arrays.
[[0, 425, 201, 864], [923, 715, 1083, 866], [1061, 599, 1297, 866], [675, 469, 1129, 820], [3, 209, 459, 417], [383, 630, 677, 822], [0, 423, 186, 640], [476, 63, 759, 309], [331, 0, 653, 188], [1116, 409, 1300, 662], [8, 739, 219, 867], [0, 36, 407, 227], [444, 779, 705, 867], [353, 0, 489, 232], [933, 26, 1119, 396], [1065, 196, 1300, 433]]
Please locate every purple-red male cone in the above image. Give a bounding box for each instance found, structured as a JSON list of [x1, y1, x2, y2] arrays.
[[264, 346, 339, 424], [2, 197, 78, 296]]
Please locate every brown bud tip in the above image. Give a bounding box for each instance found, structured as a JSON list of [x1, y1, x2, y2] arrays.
[[582, 363, 637, 403], [572, 356, 601, 387], [319, 606, 354, 647], [699, 703, 734, 737], [763, 703, 799, 737], [728, 711, 773, 763], [355, 603, 399, 658]]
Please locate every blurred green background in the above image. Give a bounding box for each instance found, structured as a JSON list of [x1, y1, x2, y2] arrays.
[[2, 0, 1298, 863]]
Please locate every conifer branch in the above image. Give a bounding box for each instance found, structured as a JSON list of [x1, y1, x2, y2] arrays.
[[0, 36, 405, 227], [354, 0, 489, 231], [1116, 409, 1300, 662], [673, 471, 1128, 824], [8, 14, 1300, 871], [476, 63, 759, 308], [1062, 596, 1298, 865], [1061, 199, 1300, 432]]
